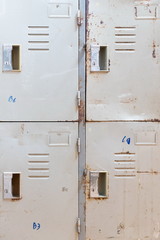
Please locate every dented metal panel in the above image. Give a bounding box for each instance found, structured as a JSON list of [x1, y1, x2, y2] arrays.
[[0, 123, 78, 240], [87, 0, 160, 121], [86, 122, 160, 240], [0, 0, 79, 121]]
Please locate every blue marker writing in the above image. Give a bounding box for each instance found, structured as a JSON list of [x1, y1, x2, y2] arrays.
[[122, 136, 131, 145], [33, 222, 37, 230], [126, 138, 131, 145], [8, 96, 16, 103], [122, 136, 126, 143], [33, 222, 41, 230]]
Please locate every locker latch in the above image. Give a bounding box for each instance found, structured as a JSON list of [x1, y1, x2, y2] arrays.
[[3, 45, 21, 72], [91, 45, 110, 72], [3, 172, 21, 200], [90, 171, 109, 198]]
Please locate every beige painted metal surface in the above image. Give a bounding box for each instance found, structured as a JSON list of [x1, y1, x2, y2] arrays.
[[86, 122, 160, 240], [0, 0, 78, 121], [0, 123, 78, 240], [87, 0, 160, 121]]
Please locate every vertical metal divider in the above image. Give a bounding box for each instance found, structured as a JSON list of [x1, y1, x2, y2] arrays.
[[78, 0, 86, 239]]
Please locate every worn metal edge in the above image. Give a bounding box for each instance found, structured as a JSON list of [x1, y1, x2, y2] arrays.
[[78, 0, 86, 239]]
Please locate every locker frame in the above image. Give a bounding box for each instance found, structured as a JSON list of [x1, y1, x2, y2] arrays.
[[78, 0, 86, 239]]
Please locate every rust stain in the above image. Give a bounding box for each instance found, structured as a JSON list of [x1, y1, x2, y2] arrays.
[[87, 119, 160, 122], [137, 170, 158, 175], [145, 119, 160, 122], [11, 198, 22, 201], [117, 223, 125, 234], [79, 99, 85, 122], [152, 49, 156, 58], [152, 41, 156, 58]]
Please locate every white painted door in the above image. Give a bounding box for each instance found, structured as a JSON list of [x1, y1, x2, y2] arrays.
[[86, 122, 160, 240], [0, 123, 78, 240], [87, 0, 160, 121], [0, 0, 78, 121]]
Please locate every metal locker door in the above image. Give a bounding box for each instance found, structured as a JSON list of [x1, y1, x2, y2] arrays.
[[0, 0, 79, 121], [87, 0, 160, 121], [0, 123, 78, 240], [86, 122, 160, 240]]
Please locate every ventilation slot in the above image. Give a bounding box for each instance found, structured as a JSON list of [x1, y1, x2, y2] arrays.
[[114, 152, 136, 178], [28, 153, 50, 179], [28, 26, 50, 51], [115, 27, 136, 53]]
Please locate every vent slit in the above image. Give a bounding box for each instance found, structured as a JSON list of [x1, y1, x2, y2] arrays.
[[115, 42, 136, 44], [28, 33, 49, 36], [114, 153, 135, 156], [28, 176, 49, 179], [115, 34, 136, 37], [28, 153, 49, 157], [115, 49, 135, 51], [28, 48, 49, 51], [28, 161, 49, 163], [115, 168, 135, 170], [28, 26, 49, 28], [114, 160, 135, 163], [28, 41, 49, 43], [115, 175, 136, 178], [28, 168, 49, 171], [115, 26, 136, 29]]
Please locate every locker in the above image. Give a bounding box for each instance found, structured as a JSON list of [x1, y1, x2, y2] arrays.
[[86, 122, 160, 240], [0, 123, 78, 240], [87, 0, 160, 121], [0, 0, 79, 121]]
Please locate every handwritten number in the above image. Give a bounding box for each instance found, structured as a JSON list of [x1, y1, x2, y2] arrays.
[[8, 96, 16, 103], [33, 222, 37, 230], [126, 138, 131, 145], [122, 136, 131, 145], [37, 223, 41, 230], [33, 222, 41, 230]]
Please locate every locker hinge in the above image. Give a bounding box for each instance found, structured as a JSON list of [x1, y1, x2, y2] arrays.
[[77, 10, 83, 26], [83, 168, 88, 177], [77, 138, 81, 153], [77, 91, 81, 107], [77, 217, 81, 233]]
